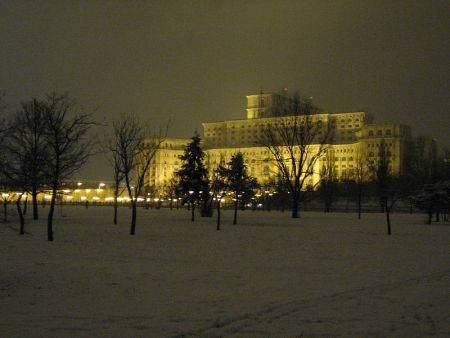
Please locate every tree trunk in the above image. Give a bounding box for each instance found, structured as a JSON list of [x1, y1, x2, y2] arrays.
[[435, 212, 440, 222], [23, 195, 28, 216], [357, 185, 362, 220], [113, 189, 119, 225], [32, 189, 38, 220], [386, 206, 392, 236], [113, 198, 118, 225], [292, 191, 299, 218], [233, 198, 238, 225], [47, 189, 57, 241], [216, 201, 221, 231], [191, 201, 195, 222], [17, 194, 25, 235], [130, 201, 137, 235], [428, 209, 432, 224], [3, 199, 7, 222]]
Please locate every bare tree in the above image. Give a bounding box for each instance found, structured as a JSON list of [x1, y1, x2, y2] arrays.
[[354, 150, 369, 219], [0, 111, 10, 222], [0, 93, 11, 222], [259, 92, 333, 218], [0, 190, 12, 222], [0, 161, 24, 234], [163, 177, 180, 210], [368, 140, 410, 235], [318, 152, 337, 213], [7, 99, 49, 220], [106, 134, 125, 224], [114, 113, 167, 235], [43, 93, 95, 241]]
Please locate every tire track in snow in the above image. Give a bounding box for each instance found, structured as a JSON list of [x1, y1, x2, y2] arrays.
[[174, 269, 450, 337]]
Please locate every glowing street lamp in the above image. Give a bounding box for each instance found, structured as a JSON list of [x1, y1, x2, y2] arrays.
[[77, 182, 83, 187]]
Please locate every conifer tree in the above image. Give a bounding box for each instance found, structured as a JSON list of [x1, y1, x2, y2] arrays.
[[211, 163, 227, 230], [223, 152, 258, 225], [176, 133, 209, 221]]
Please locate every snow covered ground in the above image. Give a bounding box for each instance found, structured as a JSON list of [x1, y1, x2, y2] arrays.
[[1, 206, 449, 337]]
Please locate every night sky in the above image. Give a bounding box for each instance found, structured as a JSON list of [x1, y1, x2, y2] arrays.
[[1, 0, 448, 180]]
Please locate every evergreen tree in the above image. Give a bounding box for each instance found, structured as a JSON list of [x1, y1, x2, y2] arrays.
[[176, 133, 209, 221], [223, 152, 258, 225], [211, 162, 227, 230]]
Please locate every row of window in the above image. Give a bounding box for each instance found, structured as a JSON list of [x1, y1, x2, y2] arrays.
[[368, 129, 392, 137]]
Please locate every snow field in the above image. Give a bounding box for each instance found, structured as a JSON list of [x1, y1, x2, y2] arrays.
[[1, 206, 449, 337]]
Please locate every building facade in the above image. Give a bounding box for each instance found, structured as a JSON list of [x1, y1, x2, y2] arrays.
[[147, 93, 410, 193]]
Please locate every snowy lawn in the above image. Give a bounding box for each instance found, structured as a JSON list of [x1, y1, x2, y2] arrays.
[[1, 206, 449, 337]]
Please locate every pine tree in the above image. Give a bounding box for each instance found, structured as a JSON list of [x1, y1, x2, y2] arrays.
[[176, 133, 209, 221], [211, 163, 227, 230], [223, 152, 258, 225]]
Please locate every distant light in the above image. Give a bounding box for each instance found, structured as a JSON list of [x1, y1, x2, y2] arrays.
[[99, 182, 106, 188], [77, 182, 82, 187]]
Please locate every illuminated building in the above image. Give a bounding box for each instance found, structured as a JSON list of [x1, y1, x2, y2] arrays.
[[147, 93, 410, 192]]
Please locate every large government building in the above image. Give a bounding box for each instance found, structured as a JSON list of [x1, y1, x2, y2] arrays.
[[147, 93, 410, 193]]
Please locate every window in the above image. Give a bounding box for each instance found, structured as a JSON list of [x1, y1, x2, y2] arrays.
[[377, 130, 382, 136], [386, 129, 392, 136], [369, 130, 374, 136]]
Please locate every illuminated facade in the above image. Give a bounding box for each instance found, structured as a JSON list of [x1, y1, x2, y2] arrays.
[[147, 93, 410, 192]]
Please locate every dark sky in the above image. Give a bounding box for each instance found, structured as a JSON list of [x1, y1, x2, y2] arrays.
[[1, 0, 449, 180]]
